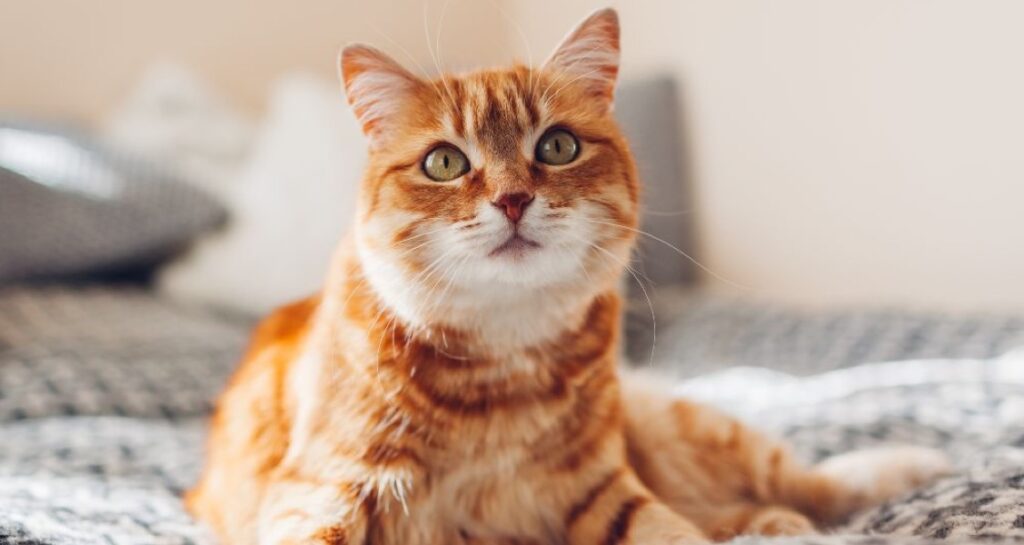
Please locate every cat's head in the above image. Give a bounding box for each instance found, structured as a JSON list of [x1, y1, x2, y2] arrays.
[[340, 9, 638, 335]]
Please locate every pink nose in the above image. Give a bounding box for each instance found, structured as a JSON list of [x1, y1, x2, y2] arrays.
[[492, 192, 534, 223]]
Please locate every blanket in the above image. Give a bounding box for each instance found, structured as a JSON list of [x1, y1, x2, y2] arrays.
[[3, 352, 1024, 545]]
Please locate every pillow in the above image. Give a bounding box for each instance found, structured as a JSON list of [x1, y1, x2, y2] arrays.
[[155, 74, 365, 314], [0, 121, 225, 283], [101, 62, 255, 199], [614, 77, 697, 286]]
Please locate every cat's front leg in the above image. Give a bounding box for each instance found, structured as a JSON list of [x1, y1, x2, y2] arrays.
[[258, 476, 369, 545], [564, 469, 707, 545]]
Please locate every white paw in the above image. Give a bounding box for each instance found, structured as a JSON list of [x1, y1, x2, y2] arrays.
[[816, 445, 953, 504]]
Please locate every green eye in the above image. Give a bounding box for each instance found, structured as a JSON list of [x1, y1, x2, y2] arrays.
[[535, 128, 580, 165], [422, 145, 470, 181]]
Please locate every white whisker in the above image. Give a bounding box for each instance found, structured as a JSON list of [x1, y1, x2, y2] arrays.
[[640, 208, 696, 217], [422, 0, 461, 116], [580, 217, 750, 291], [562, 230, 657, 368], [483, 0, 535, 95]]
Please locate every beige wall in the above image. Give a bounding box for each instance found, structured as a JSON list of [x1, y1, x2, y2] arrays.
[[0, 0, 509, 120], [3, 1, 1023, 312], [510, 0, 1024, 312]]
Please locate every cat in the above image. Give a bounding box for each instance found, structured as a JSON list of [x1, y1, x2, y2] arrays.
[[186, 9, 950, 545]]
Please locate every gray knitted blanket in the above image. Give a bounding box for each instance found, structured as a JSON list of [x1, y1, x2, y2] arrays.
[[3, 353, 1024, 544], [2, 285, 1024, 544]]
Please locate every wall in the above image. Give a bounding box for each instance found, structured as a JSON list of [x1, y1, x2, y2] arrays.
[[3, 0, 1023, 312], [0, 0, 509, 120], [507, 0, 1024, 312]]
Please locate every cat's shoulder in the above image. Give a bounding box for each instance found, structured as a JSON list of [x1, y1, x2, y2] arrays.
[[242, 295, 321, 358]]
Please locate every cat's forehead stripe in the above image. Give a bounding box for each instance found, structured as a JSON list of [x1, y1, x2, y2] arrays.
[[433, 69, 543, 158]]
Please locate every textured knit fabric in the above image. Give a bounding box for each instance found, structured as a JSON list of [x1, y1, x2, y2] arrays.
[[625, 289, 1024, 377], [2, 285, 1024, 544], [0, 284, 248, 421], [0, 122, 225, 282]]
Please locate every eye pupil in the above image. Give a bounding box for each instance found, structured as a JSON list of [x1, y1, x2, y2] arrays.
[[443, 154, 449, 168]]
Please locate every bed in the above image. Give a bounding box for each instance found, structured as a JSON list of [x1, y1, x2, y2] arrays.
[[3, 78, 1024, 545], [2, 284, 1024, 545]]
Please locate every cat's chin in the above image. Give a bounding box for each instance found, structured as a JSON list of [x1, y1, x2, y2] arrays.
[[463, 247, 589, 290], [487, 234, 542, 259]]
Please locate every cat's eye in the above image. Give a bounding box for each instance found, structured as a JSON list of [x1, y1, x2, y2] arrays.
[[535, 128, 580, 166], [422, 145, 470, 182]]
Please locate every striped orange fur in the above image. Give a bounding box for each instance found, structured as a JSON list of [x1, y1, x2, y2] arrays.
[[186, 9, 949, 545]]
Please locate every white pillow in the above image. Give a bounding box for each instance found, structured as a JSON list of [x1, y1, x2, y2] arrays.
[[102, 62, 255, 200], [156, 74, 365, 314]]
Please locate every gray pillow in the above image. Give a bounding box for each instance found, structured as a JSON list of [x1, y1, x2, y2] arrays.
[[0, 121, 225, 282], [615, 77, 697, 286]]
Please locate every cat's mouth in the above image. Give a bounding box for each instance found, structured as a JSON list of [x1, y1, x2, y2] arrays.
[[488, 233, 541, 258]]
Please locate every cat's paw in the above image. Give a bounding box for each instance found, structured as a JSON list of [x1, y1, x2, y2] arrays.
[[744, 507, 817, 536], [816, 445, 952, 508]]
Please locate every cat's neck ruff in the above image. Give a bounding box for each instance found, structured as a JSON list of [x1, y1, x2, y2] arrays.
[[351, 237, 610, 355]]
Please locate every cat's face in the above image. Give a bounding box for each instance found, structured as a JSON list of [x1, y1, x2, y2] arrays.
[[341, 9, 637, 328]]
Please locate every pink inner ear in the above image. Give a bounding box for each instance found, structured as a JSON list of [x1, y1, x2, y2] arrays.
[[544, 9, 621, 100], [340, 45, 421, 141]]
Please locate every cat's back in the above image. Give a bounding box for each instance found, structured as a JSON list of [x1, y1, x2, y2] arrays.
[[186, 295, 321, 541]]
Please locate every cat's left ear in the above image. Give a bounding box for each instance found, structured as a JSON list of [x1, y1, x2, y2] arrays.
[[339, 44, 423, 146], [543, 8, 621, 106]]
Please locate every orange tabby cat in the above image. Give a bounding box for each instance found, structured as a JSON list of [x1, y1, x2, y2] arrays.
[[186, 9, 949, 545]]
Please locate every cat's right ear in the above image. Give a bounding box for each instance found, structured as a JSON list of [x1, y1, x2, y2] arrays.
[[339, 45, 422, 147]]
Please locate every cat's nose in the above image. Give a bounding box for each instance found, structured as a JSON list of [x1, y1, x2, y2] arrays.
[[492, 192, 535, 223]]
